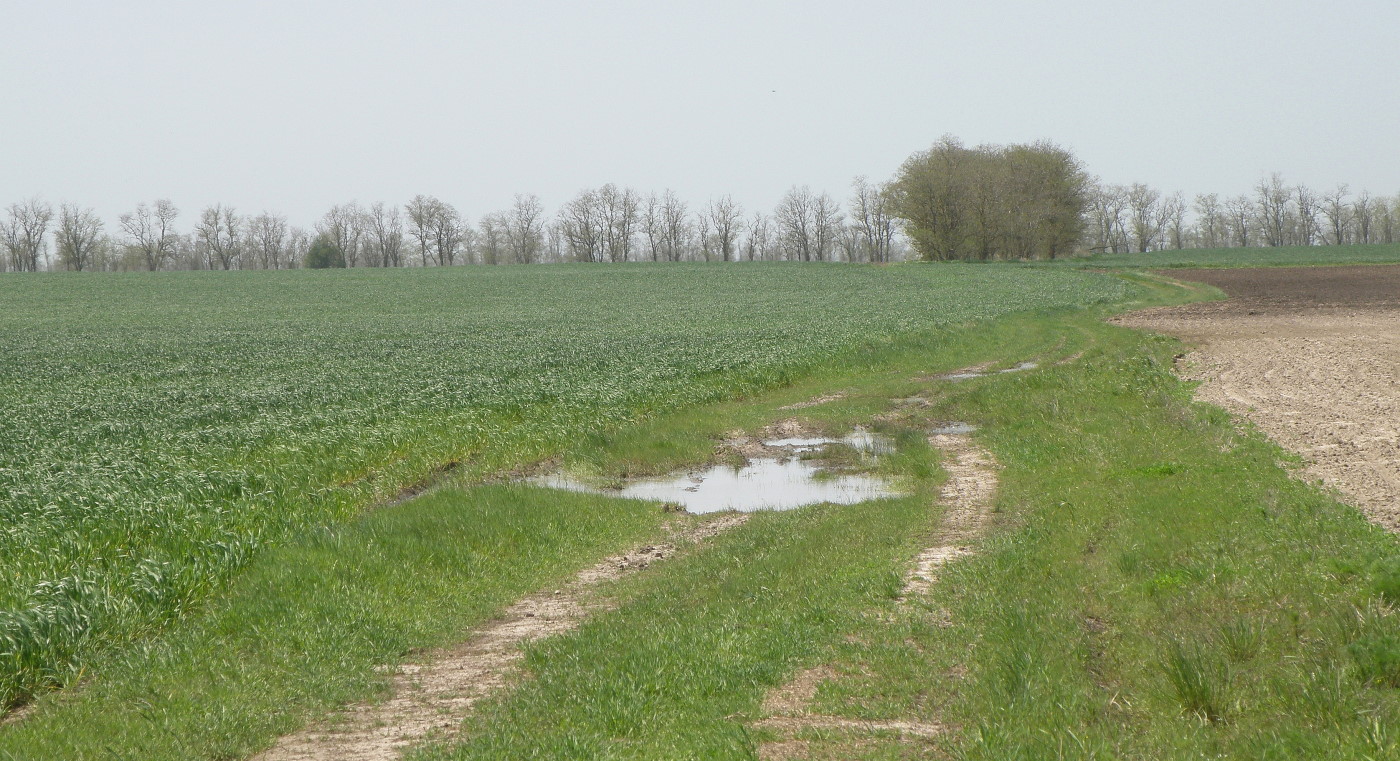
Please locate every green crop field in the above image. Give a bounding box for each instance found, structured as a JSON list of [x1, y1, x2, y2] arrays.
[[0, 263, 1128, 712], [1074, 242, 1400, 268]]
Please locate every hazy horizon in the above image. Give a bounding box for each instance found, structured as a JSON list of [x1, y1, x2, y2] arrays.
[[4, 0, 1398, 229]]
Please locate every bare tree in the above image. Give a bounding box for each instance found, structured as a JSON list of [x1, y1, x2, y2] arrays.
[[849, 177, 896, 262], [1087, 183, 1130, 253], [659, 190, 690, 262], [1, 198, 54, 272], [1161, 192, 1188, 249], [811, 191, 844, 261], [194, 204, 242, 269], [1353, 191, 1375, 244], [1192, 193, 1225, 249], [365, 202, 404, 267], [317, 203, 366, 267], [744, 211, 773, 261], [1254, 173, 1291, 247], [54, 203, 104, 271], [405, 195, 463, 266], [775, 186, 816, 261], [478, 211, 507, 265], [119, 200, 180, 271], [596, 184, 639, 263], [506, 193, 545, 264], [1321, 185, 1351, 246], [706, 196, 745, 262], [1294, 185, 1320, 246], [1126, 183, 1161, 252], [1224, 194, 1253, 247], [247, 212, 289, 269], [559, 189, 604, 263]]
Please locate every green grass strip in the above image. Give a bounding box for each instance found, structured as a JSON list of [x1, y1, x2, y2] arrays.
[[0, 486, 664, 760]]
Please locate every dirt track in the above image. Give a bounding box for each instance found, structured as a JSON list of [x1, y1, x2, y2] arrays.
[[1117, 265, 1400, 532]]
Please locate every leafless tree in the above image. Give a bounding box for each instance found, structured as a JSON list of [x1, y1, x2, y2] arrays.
[[478, 211, 507, 265], [1353, 191, 1375, 244], [194, 204, 242, 269], [1192, 193, 1225, 249], [247, 212, 289, 269], [1087, 183, 1130, 253], [506, 193, 546, 264], [119, 199, 180, 271], [1224, 195, 1253, 247], [559, 189, 604, 263], [317, 203, 366, 267], [1294, 186, 1320, 246], [849, 177, 896, 262], [1321, 185, 1351, 245], [1161, 192, 1188, 249], [365, 202, 404, 267], [744, 211, 773, 261], [1126, 183, 1161, 252], [53, 203, 103, 271], [775, 186, 816, 261], [706, 196, 744, 262], [1254, 173, 1291, 247], [596, 184, 639, 263], [1, 198, 54, 272], [405, 195, 463, 266]]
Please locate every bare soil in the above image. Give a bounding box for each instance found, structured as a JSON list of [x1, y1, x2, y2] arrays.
[[1116, 265, 1400, 532], [753, 431, 1000, 758], [254, 513, 748, 761]]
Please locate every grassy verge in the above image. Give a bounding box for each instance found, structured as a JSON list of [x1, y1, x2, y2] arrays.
[[0, 486, 665, 760]]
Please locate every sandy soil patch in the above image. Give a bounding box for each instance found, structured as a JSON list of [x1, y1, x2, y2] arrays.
[[1116, 265, 1400, 532]]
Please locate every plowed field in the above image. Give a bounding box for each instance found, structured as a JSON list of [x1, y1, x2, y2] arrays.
[[1118, 265, 1400, 531]]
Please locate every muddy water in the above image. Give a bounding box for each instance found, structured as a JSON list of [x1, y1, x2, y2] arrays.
[[532, 430, 901, 513]]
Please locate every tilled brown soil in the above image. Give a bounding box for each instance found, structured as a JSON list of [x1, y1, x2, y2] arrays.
[[1116, 265, 1400, 532]]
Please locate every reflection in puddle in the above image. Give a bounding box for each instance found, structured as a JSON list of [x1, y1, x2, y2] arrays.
[[531, 428, 900, 514], [763, 427, 894, 454]]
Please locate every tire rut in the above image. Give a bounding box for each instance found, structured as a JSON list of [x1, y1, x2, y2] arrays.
[[753, 431, 999, 758], [254, 513, 748, 761]]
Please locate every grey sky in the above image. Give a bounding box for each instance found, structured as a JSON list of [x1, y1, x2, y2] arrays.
[[4, 0, 1398, 228]]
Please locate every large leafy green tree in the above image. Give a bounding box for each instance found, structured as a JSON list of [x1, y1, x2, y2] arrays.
[[887, 136, 1089, 261]]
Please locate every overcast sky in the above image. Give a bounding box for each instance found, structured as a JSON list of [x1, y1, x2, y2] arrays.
[[3, 0, 1398, 228]]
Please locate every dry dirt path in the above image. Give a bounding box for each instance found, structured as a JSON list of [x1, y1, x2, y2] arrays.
[[754, 430, 1000, 759], [1116, 265, 1400, 532], [254, 514, 747, 761]]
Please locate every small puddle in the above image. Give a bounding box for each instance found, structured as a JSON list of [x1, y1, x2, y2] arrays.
[[930, 422, 978, 435], [531, 429, 901, 514], [939, 361, 1038, 381]]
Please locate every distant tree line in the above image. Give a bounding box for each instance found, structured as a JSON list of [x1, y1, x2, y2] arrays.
[[0, 179, 904, 273], [7, 140, 1396, 271], [1084, 173, 1400, 253]]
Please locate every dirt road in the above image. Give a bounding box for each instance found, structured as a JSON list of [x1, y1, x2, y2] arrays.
[[1117, 265, 1400, 532]]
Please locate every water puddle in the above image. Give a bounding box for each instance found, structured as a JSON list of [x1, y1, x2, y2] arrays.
[[930, 422, 978, 435], [938, 361, 1038, 381], [530, 428, 901, 514]]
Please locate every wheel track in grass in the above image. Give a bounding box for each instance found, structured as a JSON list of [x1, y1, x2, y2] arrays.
[[253, 513, 748, 761], [753, 430, 1000, 759]]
